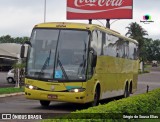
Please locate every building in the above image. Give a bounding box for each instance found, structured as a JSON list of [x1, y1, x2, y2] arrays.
[[0, 43, 27, 71]]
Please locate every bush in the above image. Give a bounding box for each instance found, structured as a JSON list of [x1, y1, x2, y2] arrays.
[[42, 88, 160, 121]]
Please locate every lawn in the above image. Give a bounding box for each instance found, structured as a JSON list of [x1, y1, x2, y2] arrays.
[[0, 87, 24, 94]]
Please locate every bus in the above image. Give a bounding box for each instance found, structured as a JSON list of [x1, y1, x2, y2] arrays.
[[22, 22, 139, 107]]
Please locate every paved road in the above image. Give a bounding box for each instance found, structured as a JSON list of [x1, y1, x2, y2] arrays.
[[134, 66, 160, 94], [0, 67, 160, 118]]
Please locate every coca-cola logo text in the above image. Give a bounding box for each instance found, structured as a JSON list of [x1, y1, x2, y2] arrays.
[[74, 0, 124, 7]]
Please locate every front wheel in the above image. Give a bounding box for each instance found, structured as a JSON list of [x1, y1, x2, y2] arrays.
[[7, 77, 14, 83], [91, 88, 99, 106], [40, 100, 50, 107]]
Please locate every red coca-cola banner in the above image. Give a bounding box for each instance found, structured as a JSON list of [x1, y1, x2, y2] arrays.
[[67, 0, 133, 19]]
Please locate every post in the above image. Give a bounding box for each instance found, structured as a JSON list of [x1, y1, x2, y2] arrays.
[[106, 19, 110, 28], [146, 85, 149, 93], [44, 0, 46, 23], [89, 19, 92, 24], [15, 54, 21, 88], [17, 68, 20, 88]]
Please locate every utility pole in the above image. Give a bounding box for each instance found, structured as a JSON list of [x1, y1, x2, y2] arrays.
[[106, 19, 110, 28], [89, 19, 92, 24], [44, 0, 46, 23]]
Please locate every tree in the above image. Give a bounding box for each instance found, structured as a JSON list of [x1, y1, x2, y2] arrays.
[[0, 35, 14, 43], [142, 38, 160, 62], [14, 36, 29, 44], [0, 35, 29, 44]]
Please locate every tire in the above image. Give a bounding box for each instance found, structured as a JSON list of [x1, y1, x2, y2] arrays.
[[7, 77, 14, 83], [91, 87, 99, 106], [40, 100, 50, 107], [123, 84, 130, 98]]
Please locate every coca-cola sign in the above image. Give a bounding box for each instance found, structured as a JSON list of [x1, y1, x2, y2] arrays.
[[67, 0, 133, 19]]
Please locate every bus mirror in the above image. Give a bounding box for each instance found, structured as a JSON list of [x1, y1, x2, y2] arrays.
[[89, 48, 97, 67], [24, 41, 32, 47], [20, 45, 25, 58], [20, 41, 31, 58], [92, 54, 97, 67]]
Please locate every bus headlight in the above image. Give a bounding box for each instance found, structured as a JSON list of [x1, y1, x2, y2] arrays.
[[68, 88, 85, 92], [25, 84, 38, 90]]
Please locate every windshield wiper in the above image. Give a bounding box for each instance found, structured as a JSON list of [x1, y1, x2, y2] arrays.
[[57, 55, 69, 80], [38, 50, 51, 78]]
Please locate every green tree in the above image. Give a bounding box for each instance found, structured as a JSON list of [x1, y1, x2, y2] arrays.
[[143, 38, 153, 61], [143, 38, 160, 62], [0, 35, 14, 43], [151, 40, 160, 61], [0, 35, 29, 44], [14, 36, 29, 44]]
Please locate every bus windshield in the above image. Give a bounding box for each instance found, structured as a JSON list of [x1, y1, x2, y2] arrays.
[[26, 29, 89, 81]]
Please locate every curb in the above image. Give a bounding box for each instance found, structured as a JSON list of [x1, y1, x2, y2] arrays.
[[0, 92, 25, 98]]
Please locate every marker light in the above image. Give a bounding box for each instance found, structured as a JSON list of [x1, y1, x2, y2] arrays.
[[25, 84, 38, 90], [68, 88, 85, 92], [74, 89, 79, 93]]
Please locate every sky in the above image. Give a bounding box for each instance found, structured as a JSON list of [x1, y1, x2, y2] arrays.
[[0, 0, 159, 40]]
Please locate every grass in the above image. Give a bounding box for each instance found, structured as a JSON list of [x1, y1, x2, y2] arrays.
[[144, 64, 152, 69], [138, 64, 151, 74], [0, 87, 24, 94], [138, 70, 150, 74]]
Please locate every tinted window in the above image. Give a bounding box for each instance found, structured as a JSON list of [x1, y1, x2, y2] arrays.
[[97, 31, 102, 56], [91, 30, 98, 53], [104, 34, 118, 57]]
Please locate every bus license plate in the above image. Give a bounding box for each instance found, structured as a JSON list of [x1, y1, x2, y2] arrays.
[[48, 94, 57, 99]]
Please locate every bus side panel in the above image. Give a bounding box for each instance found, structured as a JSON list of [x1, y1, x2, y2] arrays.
[[96, 56, 138, 99], [96, 56, 123, 99], [132, 60, 139, 93]]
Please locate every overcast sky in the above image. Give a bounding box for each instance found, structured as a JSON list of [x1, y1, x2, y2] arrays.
[[0, 0, 159, 40]]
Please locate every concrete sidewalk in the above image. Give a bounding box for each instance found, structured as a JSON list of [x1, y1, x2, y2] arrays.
[[0, 92, 24, 98]]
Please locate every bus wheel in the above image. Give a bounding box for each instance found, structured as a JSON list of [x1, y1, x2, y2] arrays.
[[123, 84, 129, 98], [91, 87, 99, 106], [40, 100, 50, 107]]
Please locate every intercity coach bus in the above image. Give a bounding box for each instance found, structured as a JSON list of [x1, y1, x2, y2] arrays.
[[21, 22, 139, 107]]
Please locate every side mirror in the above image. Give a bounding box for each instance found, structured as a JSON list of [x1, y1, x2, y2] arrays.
[[89, 48, 97, 67], [24, 41, 32, 47], [20, 41, 31, 58], [20, 45, 25, 58]]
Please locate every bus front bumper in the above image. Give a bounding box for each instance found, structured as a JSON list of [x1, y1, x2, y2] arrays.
[[25, 88, 86, 104]]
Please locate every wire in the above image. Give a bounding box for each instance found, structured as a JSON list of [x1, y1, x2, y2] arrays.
[[96, 20, 105, 27]]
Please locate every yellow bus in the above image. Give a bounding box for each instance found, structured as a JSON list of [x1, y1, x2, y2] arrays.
[[23, 22, 139, 107]]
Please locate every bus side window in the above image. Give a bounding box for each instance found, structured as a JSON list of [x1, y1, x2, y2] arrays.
[[129, 42, 135, 60], [97, 30, 102, 56], [88, 30, 98, 78], [124, 41, 129, 58], [104, 34, 118, 57], [116, 38, 123, 58], [91, 30, 98, 53], [101, 32, 106, 55], [133, 44, 138, 60]]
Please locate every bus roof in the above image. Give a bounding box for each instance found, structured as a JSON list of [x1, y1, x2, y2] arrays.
[[35, 22, 138, 44]]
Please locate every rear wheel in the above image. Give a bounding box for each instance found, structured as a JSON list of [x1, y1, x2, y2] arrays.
[[40, 100, 50, 107], [124, 84, 130, 98]]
